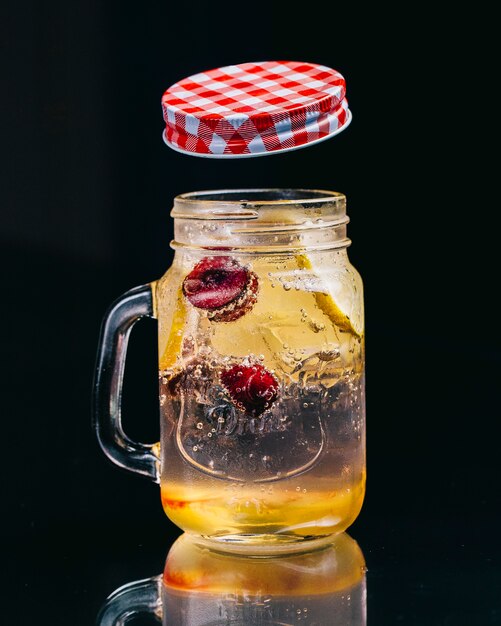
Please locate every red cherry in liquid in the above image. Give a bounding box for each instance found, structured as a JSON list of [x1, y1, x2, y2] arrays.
[[183, 256, 258, 322], [220, 363, 279, 417]]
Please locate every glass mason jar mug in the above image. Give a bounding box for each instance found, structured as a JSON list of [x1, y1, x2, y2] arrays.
[[93, 189, 365, 550]]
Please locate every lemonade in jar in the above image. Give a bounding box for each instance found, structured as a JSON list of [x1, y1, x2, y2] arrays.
[[155, 189, 365, 546]]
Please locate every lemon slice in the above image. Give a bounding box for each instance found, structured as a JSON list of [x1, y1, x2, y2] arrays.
[[262, 206, 362, 338], [296, 253, 362, 338], [159, 287, 187, 371]]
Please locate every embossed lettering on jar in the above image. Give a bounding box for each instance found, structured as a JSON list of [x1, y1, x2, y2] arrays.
[[156, 189, 366, 545]]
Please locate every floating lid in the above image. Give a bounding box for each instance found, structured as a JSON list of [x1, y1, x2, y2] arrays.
[[161, 61, 351, 158]]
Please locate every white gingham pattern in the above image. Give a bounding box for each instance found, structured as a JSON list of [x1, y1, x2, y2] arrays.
[[161, 61, 351, 158]]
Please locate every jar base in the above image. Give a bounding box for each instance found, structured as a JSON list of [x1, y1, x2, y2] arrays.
[[193, 533, 338, 557]]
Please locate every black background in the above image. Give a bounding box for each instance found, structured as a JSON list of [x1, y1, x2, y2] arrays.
[[2, 1, 499, 624]]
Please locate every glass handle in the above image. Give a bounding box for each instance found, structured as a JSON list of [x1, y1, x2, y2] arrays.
[[97, 576, 162, 626], [93, 284, 160, 483]]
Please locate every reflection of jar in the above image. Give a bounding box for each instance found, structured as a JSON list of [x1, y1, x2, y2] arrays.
[[162, 532, 367, 625], [94, 189, 365, 550], [97, 532, 367, 626]]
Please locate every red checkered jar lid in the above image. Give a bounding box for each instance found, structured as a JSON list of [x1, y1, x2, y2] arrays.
[[161, 61, 351, 158]]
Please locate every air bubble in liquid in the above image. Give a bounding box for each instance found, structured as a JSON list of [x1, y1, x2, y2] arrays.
[[318, 348, 340, 361], [311, 320, 325, 332]]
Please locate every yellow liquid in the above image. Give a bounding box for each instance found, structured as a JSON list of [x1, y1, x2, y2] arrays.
[[157, 250, 365, 542], [158, 251, 364, 377], [161, 472, 365, 538]]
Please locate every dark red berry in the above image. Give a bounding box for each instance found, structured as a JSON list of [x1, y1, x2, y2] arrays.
[[182, 256, 258, 322], [220, 363, 279, 416]]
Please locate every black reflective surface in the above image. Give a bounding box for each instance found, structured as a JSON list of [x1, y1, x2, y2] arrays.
[[4, 508, 500, 624], [2, 1, 499, 624]]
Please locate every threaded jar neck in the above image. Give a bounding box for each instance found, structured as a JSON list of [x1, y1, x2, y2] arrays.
[[171, 189, 350, 253]]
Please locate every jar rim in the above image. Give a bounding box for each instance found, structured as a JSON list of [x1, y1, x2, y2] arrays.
[[173, 188, 345, 208], [170, 188, 350, 252]]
